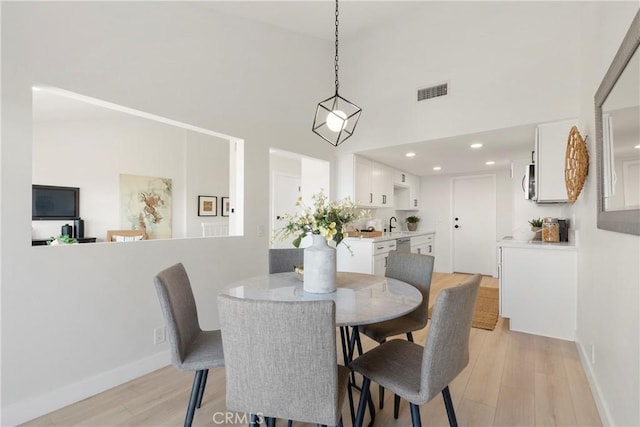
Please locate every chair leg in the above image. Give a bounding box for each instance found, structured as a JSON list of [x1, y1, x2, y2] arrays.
[[409, 403, 422, 427], [406, 331, 414, 342], [250, 413, 258, 427], [393, 394, 400, 419], [378, 338, 386, 410], [287, 420, 292, 427], [196, 369, 209, 408], [347, 372, 355, 425], [267, 417, 276, 427], [185, 370, 204, 427], [442, 386, 458, 427], [354, 377, 371, 427]]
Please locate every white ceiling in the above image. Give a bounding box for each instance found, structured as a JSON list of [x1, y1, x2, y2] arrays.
[[32, 1, 536, 178], [198, 1, 425, 41]]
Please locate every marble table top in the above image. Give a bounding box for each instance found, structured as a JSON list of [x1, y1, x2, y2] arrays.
[[221, 272, 422, 327]]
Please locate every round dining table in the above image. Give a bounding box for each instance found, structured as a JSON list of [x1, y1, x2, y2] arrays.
[[221, 271, 422, 426], [221, 271, 423, 327]]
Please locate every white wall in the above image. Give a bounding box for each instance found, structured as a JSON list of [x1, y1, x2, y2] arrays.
[[570, 4, 640, 426], [1, 2, 334, 424], [32, 116, 229, 241], [339, 1, 583, 153]]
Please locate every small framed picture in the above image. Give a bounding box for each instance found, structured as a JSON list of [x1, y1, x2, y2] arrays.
[[221, 197, 231, 217], [198, 196, 217, 216]]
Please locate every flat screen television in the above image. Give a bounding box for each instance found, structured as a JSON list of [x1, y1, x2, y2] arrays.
[[32, 185, 80, 220]]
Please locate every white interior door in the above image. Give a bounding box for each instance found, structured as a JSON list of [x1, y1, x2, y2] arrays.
[[271, 173, 301, 248], [452, 175, 496, 276]]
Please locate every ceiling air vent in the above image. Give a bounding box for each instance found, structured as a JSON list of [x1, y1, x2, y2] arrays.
[[417, 82, 449, 101]]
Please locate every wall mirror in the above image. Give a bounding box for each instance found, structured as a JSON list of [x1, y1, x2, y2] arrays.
[[595, 10, 640, 235], [32, 86, 245, 243]]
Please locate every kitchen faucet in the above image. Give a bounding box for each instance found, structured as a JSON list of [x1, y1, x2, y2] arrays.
[[389, 216, 397, 233]]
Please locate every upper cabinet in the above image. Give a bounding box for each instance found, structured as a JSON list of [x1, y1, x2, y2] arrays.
[[393, 169, 408, 186], [535, 119, 577, 203], [394, 172, 420, 210], [338, 154, 393, 208], [406, 173, 420, 209]]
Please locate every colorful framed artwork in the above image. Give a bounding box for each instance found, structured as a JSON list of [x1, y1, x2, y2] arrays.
[[221, 197, 230, 217], [119, 174, 172, 239], [198, 196, 218, 217]]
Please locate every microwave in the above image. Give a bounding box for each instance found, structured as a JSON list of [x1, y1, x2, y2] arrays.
[[524, 163, 536, 200]]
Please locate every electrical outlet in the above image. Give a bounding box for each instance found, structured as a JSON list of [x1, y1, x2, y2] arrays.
[[154, 327, 166, 344]]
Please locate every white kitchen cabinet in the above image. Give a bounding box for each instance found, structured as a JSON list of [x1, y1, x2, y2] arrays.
[[407, 173, 420, 209], [393, 169, 408, 186], [394, 172, 420, 210], [337, 238, 397, 276], [498, 243, 577, 340], [410, 233, 434, 256], [337, 154, 393, 208], [354, 155, 374, 206], [535, 119, 577, 203], [372, 161, 394, 208]]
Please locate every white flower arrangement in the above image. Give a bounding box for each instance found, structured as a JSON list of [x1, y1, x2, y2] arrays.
[[276, 191, 368, 248]]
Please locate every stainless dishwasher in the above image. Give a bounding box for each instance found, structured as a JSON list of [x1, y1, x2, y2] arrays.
[[396, 237, 411, 253]]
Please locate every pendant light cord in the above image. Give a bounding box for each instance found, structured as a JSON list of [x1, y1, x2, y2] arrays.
[[334, 0, 340, 95]]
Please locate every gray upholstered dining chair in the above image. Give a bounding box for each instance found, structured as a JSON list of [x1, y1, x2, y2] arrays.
[[268, 247, 304, 273], [358, 250, 434, 408], [217, 295, 351, 427], [350, 274, 481, 427], [154, 263, 225, 427]]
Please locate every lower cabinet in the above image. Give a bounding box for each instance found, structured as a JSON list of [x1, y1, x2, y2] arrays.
[[410, 233, 434, 256], [498, 244, 577, 340], [337, 238, 397, 276]]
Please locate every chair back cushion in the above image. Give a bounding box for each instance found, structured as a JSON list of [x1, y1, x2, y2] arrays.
[[154, 263, 201, 367], [420, 274, 481, 402], [385, 251, 435, 327], [218, 295, 340, 425], [268, 248, 304, 273]]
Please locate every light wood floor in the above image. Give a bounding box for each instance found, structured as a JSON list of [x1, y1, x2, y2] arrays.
[[23, 273, 602, 427]]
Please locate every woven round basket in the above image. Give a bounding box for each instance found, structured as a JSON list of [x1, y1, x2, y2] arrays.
[[565, 126, 589, 204]]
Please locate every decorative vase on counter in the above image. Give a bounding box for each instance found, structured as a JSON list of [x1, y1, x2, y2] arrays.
[[407, 223, 418, 231], [531, 227, 542, 241], [303, 234, 337, 293]]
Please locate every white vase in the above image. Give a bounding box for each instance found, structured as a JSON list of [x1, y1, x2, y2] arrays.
[[303, 234, 337, 293]]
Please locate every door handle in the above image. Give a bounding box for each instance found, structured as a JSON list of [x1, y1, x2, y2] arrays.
[[454, 225, 460, 229]]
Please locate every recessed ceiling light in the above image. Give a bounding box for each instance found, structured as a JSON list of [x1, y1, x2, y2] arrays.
[[485, 161, 495, 165], [405, 152, 416, 157], [32, 86, 41, 91], [470, 143, 483, 149], [635, 144, 640, 149], [433, 166, 442, 171]]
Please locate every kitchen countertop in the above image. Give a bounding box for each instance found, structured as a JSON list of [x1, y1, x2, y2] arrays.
[[497, 237, 577, 251], [344, 230, 436, 243]]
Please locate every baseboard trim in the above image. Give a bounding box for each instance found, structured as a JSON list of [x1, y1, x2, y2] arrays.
[[576, 340, 614, 426], [2, 350, 170, 426]]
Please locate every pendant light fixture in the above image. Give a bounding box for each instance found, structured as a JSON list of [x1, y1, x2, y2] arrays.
[[312, 0, 362, 146]]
